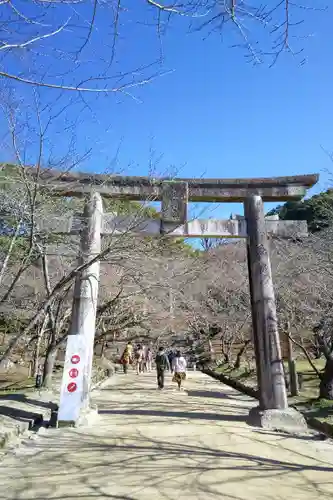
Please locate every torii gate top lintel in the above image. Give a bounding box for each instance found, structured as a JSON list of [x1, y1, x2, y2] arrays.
[[33, 168, 318, 202]]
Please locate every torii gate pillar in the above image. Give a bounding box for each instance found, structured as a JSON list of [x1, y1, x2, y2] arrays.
[[57, 192, 102, 427], [245, 195, 306, 431]]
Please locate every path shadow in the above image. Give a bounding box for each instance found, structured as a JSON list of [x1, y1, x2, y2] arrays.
[[99, 408, 246, 422], [101, 388, 161, 393], [0, 405, 43, 428], [84, 437, 333, 473], [186, 390, 232, 399], [304, 406, 333, 420], [186, 390, 250, 401], [0, 393, 57, 411], [97, 399, 253, 416], [2, 416, 333, 500], [253, 429, 330, 441]]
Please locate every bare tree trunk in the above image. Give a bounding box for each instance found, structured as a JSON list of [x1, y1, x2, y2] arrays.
[[222, 351, 230, 364], [0, 329, 6, 346], [234, 339, 251, 370], [0, 286, 58, 368], [33, 313, 48, 376], [287, 331, 322, 379], [220, 336, 230, 365], [0, 212, 122, 368], [0, 250, 37, 305], [42, 337, 58, 389], [0, 219, 22, 286], [100, 338, 106, 358], [284, 325, 299, 396], [319, 356, 333, 400]]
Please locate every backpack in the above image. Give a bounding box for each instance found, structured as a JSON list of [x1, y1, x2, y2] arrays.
[[156, 353, 167, 370]]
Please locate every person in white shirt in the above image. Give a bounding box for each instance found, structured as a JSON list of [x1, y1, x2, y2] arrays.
[[172, 350, 187, 390]]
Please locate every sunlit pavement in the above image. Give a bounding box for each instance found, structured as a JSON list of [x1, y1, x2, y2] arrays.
[[0, 371, 332, 500]]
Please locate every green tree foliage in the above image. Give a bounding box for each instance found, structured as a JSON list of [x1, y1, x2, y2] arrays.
[[267, 190, 333, 233]]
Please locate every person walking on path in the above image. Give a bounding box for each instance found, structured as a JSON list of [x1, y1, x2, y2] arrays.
[[145, 348, 153, 372], [167, 350, 175, 370], [120, 341, 133, 374], [135, 345, 145, 375], [155, 346, 170, 389], [172, 350, 187, 390]]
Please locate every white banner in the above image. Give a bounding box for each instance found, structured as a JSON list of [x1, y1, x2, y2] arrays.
[[58, 334, 88, 422]]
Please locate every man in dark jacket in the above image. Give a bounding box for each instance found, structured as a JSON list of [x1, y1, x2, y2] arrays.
[[167, 350, 175, 369], [155, 346, 170, 389]]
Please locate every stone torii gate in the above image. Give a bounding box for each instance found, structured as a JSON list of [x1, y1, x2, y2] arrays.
[[35, 170, 318, 429]]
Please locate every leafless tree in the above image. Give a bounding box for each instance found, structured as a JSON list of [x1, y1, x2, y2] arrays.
[[177, 241, 252, 367], [146, 0, 325, 66], [268, 226, 333, 399], [0, 158, 206, 386], [0, 1, 325, 101], [0, 1, 166, 94], [200, 237, 229, 252]]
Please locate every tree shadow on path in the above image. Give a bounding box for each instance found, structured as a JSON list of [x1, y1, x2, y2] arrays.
[[186, 390, 251, 401], [0, 393, 57, 410], [0, 405, 43, 428], [99, 408, 248, 422]]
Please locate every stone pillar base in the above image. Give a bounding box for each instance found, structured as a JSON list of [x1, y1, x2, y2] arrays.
[[56, 405, 99, 428], [74, 405, 99, 428], [57, 419, 75, 428], [247, 406, 308, 434]]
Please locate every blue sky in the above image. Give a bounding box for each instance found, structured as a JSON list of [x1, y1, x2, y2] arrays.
[[0, 1, 332, 219]]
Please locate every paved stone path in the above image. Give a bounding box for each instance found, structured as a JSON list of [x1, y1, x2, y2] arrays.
[[0, 371, 333, 500]]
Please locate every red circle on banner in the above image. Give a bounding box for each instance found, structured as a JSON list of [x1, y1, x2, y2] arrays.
[[69, 368, 79, 379], [71, 354, 80, 364], [67, 382, 77, 393]]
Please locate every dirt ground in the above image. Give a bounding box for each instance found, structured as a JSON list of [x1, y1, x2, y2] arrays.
[[0, 371, 333, 500]]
